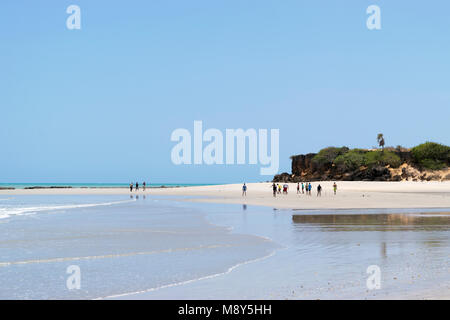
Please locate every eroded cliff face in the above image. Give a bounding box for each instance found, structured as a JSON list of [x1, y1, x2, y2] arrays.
[[273, 150, 449, 182], [291, 153, 319, 176]]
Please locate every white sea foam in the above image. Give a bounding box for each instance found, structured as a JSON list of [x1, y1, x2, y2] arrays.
[[96, 250, 277, 300], [0, 199, 135, 220]]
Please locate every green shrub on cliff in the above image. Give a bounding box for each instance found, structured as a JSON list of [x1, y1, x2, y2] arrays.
[[365, 151, 402, 168], [411, 142, 450, 170], [312, 146, 349, 166], [334, 149, 366, 171], [333, 149, 401, 171]]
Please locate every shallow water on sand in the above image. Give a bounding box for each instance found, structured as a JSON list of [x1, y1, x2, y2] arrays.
[[0, 195, 449, 299], [0, 195, 277, 299], [124, 204, 450, 299]]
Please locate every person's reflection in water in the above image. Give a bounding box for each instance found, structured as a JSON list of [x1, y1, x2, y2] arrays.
[[143, 195, 146, 200], [136, 195, 139, 200], [242, 204, 247, 223], [130, 195, 134, 199], [381, 242, 387, 259]]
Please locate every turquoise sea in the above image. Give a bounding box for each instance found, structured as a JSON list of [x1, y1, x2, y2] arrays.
[[0, 183, 218, 189]]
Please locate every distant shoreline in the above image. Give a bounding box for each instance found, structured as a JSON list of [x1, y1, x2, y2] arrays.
[[0, 183, 219, 190]]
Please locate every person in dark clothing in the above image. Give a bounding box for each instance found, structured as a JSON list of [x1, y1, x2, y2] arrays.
[[272, 183, 277, 197], [317, 184, 322, 197], [136, 182, 139, 191], [242, 183, 247, 196]]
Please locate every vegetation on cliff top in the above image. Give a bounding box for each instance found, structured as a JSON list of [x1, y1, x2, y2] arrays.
[[332, 149, 401, 171], [278, 137, 449, 182], [311, 146, 349, 166], [311, 141, 448, 172], [411, 142, 450, 170]]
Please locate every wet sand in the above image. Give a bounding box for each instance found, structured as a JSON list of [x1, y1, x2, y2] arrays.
[[110, 204, 450, 300]]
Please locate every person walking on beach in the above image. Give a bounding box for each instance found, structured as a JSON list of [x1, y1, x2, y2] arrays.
[[143, 182, 146, 191], [283, 184, 288, 194], [272, 183, 277, 197], [333, 182, 337, 195], [278, 184, 282, 194], [317, 184, 322, 197], [136, 182, 139, 191], [308, 183, 312, 195], [130, 183, 133, 192], [301, 182, 305, 194], [242, 183, 247, 196], [297, 183, 300, 194]]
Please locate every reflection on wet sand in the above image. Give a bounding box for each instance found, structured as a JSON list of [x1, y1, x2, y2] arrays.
[[292, 213, 450, 232], [283, 211, 450, 298]]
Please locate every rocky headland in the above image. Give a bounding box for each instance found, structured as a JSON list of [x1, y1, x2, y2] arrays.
[[274, 142, 450, 182]]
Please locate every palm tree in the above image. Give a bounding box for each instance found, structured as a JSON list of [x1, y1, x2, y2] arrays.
[[377, 133, 385, 152]]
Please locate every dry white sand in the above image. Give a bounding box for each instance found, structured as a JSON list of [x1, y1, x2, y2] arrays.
[[2, 181, 450, 210]]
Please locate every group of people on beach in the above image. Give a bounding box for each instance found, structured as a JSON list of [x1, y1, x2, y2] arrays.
[[272, 183, 298, 197], [241, 182, 337, 197], [295, 182, 337, 197], [130, 182, 147, 192], [271, 183, 290, 195], [296, 182, 313, 195], [271, 183, 294, 197], [294, 182, 337, 197]]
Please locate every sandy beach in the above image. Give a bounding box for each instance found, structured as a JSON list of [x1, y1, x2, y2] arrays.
[[2, 181, 450, 210]]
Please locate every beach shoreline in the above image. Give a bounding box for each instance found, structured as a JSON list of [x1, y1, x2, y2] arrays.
[[2, 181, 450, 210], [1, 182, 449, 300]]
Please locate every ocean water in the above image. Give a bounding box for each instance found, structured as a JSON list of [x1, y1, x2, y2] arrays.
[[0, 195, 449, 299], [0, 183, 217, 189], [0, 195, 135, 220], [0, 195, 277, 299]]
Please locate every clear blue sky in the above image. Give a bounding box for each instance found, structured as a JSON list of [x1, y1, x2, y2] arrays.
[[1, 1, 449, 183]]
